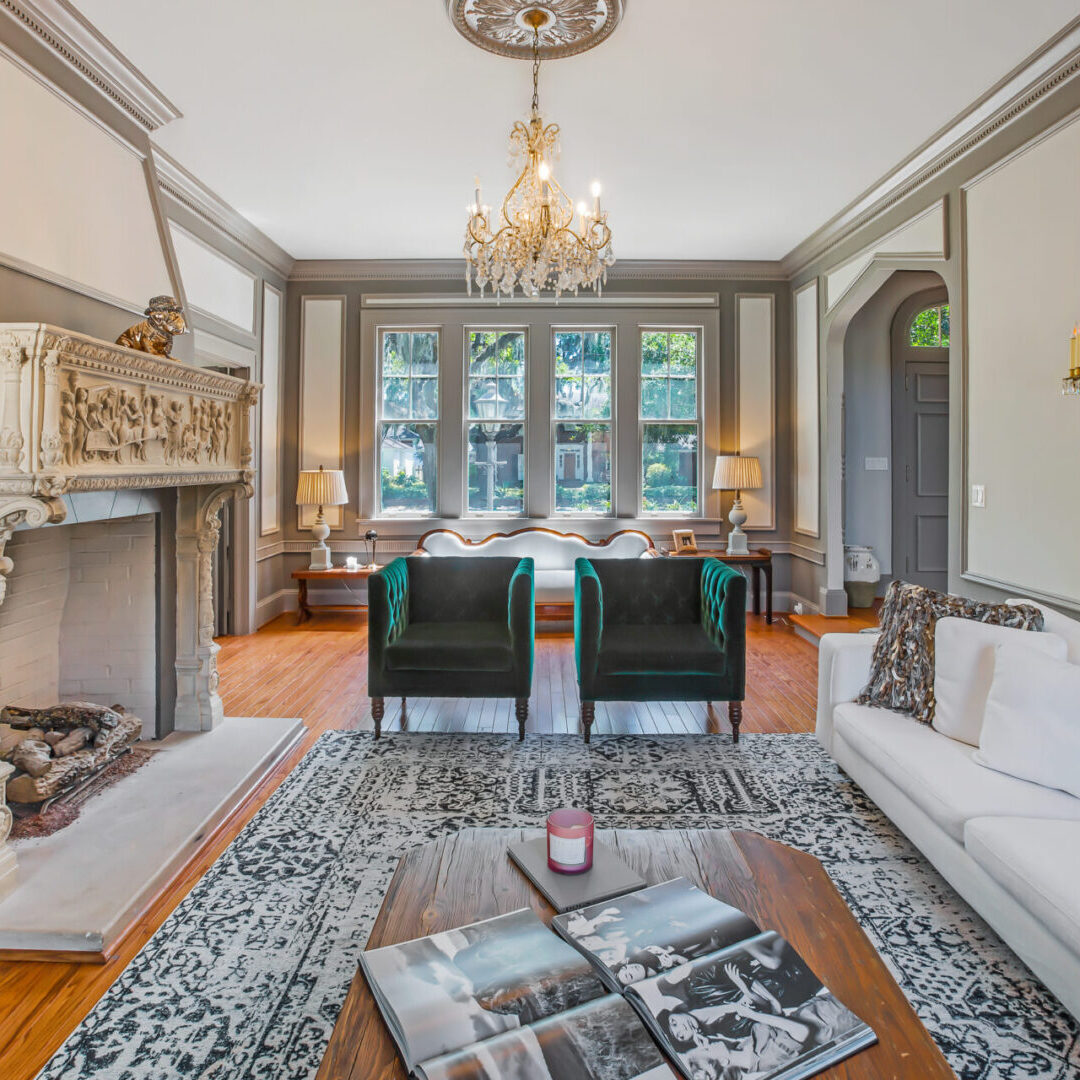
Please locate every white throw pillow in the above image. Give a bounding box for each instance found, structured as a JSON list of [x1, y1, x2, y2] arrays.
[[932, 617, 1066, 746], [1007, 598, 1080, 664], [975, 644, 1080, 799]]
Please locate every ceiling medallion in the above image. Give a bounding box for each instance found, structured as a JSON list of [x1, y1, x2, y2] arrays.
[[447, 0, 625, 60], [463, 11, 615, 298]]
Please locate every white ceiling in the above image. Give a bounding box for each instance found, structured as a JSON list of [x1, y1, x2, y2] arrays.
[[73, 0, 1080, 261]]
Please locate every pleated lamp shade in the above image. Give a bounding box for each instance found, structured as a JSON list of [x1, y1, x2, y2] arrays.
[[295, 466, 349, 507], [712, 454, 763, 492]]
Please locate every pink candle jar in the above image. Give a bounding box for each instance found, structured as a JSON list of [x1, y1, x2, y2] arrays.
[[547, 808, 594, 874]]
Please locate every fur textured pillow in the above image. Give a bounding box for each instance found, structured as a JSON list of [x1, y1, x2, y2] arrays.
[[857, 581, 1044, 723]]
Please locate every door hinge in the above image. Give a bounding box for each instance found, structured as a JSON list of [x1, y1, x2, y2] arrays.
[[905, 464, 911, 483]]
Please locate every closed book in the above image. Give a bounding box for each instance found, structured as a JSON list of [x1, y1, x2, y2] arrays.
[[508, 835, 646, 913]]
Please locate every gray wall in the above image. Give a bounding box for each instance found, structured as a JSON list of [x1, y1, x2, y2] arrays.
[[259, 271, 796, 620]]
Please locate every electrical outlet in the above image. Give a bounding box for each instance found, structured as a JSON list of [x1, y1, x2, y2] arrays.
[[971, 484, 986, 508], [864, 457, 889, 471]]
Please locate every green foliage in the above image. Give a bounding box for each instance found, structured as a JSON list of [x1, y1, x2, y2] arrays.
[[642, 485, 697, 513], [555, 482, 611, 513], [380, 469, 432, 510], [910, 304, 950, 348], [645, 462, 673, 486]]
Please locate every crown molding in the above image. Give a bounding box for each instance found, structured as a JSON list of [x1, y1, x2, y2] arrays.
[[153, 148, 294, 281], [0, 0, 180, 130], [782, 15, 1080, 279], [289, 257, 785, 284]]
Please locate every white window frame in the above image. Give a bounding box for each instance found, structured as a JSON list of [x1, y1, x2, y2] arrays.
[[462, 324, 529, 518], [374, 324, 441, 519], [638, 325, 704, 518], [550, 324, 616, 518]]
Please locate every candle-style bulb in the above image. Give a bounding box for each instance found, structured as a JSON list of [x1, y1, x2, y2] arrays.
[[538, 161, 551, 181], [590, 181, 602, 198]]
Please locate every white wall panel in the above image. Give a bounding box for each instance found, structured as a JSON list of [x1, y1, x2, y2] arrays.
[[299, 296, 346, 529], [964, 116, 1080, 605], [169, 223, 256, 332], [0, 54, 172, 311], [736, 295, 775, 530], [260, 284, 283, 535], [794, 282, 820, 536]]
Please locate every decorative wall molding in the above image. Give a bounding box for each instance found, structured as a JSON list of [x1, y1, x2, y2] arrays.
[[0, 0, 180, 130], [362, 292, 721, 309], [290, 258, 786, 284], [782, 16, 1080, 279], [153, 149, 294, 281]]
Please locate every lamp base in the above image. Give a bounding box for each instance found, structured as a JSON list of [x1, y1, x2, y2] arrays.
[[726, 496, 750, 555], [308, 543, 332, 571]]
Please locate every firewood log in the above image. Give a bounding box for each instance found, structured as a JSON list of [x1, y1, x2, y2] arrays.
[[11, 739, 53, 778], [43, 731, 65, 747], [52, 727, 93, 757]]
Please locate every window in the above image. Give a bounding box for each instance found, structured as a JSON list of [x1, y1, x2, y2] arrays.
[[910, 303, 950, 347], [554, 329, 612, 514], [640, 330, 700, 514], [466, 329, 526, 514], [378, 329, 438, 516]]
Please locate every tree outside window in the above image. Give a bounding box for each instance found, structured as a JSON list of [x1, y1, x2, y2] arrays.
[[378, 330, 438, 515], [910, 304, 950, 347], [467, 330, 526, 514], [640, 330, 699, 514], [554, 329, 612, 514]]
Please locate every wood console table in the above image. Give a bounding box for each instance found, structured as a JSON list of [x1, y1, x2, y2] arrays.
[[291, 566, 377, 623], [667, 548, 774, 623]]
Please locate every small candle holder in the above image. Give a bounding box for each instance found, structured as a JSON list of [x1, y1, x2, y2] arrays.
[[345, 556, 359, 571], [547, 808, 594, 874]]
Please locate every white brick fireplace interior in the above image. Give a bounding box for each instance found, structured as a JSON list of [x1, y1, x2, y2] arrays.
[[0, 517, 157, 735]]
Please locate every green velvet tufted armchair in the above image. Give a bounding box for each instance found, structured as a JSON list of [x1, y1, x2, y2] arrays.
[[574, 556, 747, 743], [367, 556, 535, 739]]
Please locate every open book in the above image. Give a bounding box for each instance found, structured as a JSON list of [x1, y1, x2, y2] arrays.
[[553, 879, 877, 1080], [358, 906, 675, 1080]]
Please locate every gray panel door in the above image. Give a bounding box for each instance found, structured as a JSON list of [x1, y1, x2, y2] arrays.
[[893, 359, 949, 589]]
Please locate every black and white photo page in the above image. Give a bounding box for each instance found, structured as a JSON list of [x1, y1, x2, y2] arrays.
[[417, 994, 677, 1080], [552, 877, 759, 990], [359, 907, 607, 1071], [625, 931, 876, 1080]]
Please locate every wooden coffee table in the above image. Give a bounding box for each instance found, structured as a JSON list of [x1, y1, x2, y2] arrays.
[[316, 828, 955, 1080]]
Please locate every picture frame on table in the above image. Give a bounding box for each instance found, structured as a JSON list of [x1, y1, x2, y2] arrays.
[[672, 528, 697, 553]]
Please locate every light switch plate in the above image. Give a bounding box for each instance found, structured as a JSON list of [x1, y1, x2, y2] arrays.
[[971, 484, 986, 508], [864, 457, 889, 471]]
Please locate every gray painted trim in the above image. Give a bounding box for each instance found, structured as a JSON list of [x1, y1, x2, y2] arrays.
[[153, 148, 294, 280], [0, 0, 180, 129], [782, 17, 1080, 280], [292, 259, 785, 284], [961, 571, 1080, 615], [363, 293, 721, 309]]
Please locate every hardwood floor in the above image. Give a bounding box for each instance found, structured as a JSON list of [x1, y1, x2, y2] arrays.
[[0, 613, 817, 1079]]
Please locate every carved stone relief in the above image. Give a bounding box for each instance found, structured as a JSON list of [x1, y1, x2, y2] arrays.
[[446, 0, 624, 59]]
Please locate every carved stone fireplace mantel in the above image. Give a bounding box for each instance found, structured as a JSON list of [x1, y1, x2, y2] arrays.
[[0, 323, 260, 734]]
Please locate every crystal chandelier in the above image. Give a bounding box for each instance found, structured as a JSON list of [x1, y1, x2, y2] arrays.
[[464, 10, 614, 298]]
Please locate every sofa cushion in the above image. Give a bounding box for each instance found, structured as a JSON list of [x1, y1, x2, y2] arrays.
[[590, 557, 702, 625], [932, 618, 1066, 746], [965, 816, 1080, 958], [857, 581, 1043, 724], [418, 529, 652, 571], [407, 557, 520, 622], [832, 702, 1080, 843], [534, 569, 573, 604], [974, 644, 1080, 799], [597, 624, 722, 676], [1008, 598, 1080, 665], [385, 622, 514, 673]]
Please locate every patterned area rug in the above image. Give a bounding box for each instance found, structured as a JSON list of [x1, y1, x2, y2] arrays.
[[39, 732, 1078, 1080]]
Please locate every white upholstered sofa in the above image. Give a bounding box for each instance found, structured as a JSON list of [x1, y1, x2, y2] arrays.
[[414, 527, 657, 618], [816, 600, 1080, 1020]]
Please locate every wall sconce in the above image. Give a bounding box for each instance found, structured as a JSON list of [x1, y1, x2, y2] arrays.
[[1065, 324, 1080, 396]]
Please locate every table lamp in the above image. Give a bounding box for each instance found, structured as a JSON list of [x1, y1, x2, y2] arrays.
[[712, 454, 763, 555], [296, 465, 349, 570]]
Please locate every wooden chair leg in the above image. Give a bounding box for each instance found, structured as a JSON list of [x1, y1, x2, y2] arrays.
[[515, 698, 528, 741], [371, 697, 384, 740], [400, 697, 407, 731], [728, 700, 742, 744], [581, 701, 595, 743]]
